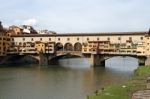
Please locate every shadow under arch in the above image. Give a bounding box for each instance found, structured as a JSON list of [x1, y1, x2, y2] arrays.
[[104, 55, 138, 62], [64, 43, 73, 51], [0, 55, 39, 66], [55, 42, 63, 51], [48, 53, 82, 65], [74, 42, 82, 51]]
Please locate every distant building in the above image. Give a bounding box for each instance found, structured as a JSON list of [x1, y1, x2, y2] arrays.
[[9, 25, 23, 35], [38, 30, 56, 34], [21, 25, 37, 34], [8, 25, 38, 35]]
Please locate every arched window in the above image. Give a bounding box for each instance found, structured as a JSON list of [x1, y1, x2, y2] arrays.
[[55, 43, 63, 51], [74, 42, 82, 51], [64, 43, 73, 51]]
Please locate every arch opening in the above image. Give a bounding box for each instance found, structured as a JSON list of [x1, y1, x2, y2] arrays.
[[74, 42, 82, 51], [49, 54, 81, 65], [64, 43, 73, 51], [105, 56, 138, 71], [0, 55, 39, 66], [55, 43, 63, 51]]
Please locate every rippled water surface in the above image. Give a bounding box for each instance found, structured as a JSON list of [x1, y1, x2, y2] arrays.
[[0, 56, 138, 99]]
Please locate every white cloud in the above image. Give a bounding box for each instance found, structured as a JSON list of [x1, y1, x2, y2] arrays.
[[1, 0, 150, 32], [22, 19, 38, 26]]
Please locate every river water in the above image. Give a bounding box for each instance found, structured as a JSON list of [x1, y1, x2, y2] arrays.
[[0, 56, 138, 99]]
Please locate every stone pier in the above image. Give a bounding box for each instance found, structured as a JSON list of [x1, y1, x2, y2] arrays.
[[138, 56, 150, 66], [39, 53, 48, 67], [145, 56, 150, 66], [87, 54, 105, 67]]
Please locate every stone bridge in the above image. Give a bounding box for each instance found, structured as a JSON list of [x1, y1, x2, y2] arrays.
[[18, 51, 149, 67], [2, 31, 150, 67]]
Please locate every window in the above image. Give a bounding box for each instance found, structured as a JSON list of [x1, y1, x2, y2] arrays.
[[7, 38, 10, 41], [67, 38, 70, 41], [31, 38, 34, 41], [118, 37, 121, 40], [129, 37, 132, 40], [107, 37, 110, 41], [141, 37, 143, 40], [49, 38, 51, 41], [11, 42, 15, 46], [23, 38, 25, 41], [23, 43, 26, 46], [40, 38, 42, 41], [31, 43, 35, 47], [19, 42, 22, 45], [12, 38, 14, 41], [58, 38, 60, 41], [89, 45, 92, 47], [77, 38, 79, 41], [97, 38, 99, 41], [87, 38, 89, 41]]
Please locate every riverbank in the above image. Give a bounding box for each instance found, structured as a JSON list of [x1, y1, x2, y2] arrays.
[[88, 65, 150, 99]]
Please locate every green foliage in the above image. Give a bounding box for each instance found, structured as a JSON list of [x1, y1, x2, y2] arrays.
[[135, 66, 150, 76], [88, 66, 150, 99]]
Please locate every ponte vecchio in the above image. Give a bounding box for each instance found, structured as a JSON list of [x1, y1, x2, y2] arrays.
[[0, 23, 150, 66]]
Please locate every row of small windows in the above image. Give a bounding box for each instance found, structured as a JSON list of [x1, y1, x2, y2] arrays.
[[13, 36, 145, 42], [22, 38, 81, 41]]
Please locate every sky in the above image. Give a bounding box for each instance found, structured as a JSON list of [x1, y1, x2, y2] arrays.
[[0, 0, 150, 33]]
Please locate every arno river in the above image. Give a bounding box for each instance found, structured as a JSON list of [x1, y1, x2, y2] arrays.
[[0, 56, 138, 99]]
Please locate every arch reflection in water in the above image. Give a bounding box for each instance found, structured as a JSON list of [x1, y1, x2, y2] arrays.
[[59, 58, 91, 69]]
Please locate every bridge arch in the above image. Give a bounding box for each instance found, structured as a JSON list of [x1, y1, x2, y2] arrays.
[[55, 42, 63, 51], [64, 43, 73, 51], [104, 55, 138, 61], [100, 55, 140, 67], [74, 42, 82, 51], [49, 54, 81, 65]]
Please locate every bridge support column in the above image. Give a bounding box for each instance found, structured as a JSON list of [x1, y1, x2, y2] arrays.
[[39, 53, 48, 67], [145, 56, 150, 66], [88, 54, 105, 67], [138, 56, 150, 66]]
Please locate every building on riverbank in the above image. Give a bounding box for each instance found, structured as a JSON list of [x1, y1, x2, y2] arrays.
[[0, 22, 11, 56]]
